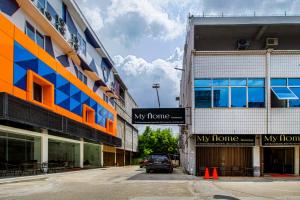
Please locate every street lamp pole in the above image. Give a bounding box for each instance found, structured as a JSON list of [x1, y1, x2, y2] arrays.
[[152, 83, 160, 108]]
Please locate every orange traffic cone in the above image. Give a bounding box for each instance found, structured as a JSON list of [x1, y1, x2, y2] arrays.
[[204, 167, 210, 179], [212, 167, 218, 180]]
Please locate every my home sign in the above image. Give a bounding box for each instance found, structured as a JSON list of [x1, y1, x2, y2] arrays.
[[132, 108, 185, 124]]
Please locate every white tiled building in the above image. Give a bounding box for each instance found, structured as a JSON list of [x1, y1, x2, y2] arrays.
[[180, 15, 300, 176]]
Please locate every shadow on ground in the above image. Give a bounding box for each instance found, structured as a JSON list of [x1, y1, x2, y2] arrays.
[[128, 168, 197, 181]]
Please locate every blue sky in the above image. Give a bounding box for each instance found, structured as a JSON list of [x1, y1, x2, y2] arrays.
[[76, 0, 300, 132]]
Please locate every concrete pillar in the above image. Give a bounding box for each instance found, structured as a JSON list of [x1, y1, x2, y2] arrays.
[[114, 149, 117, 166], [100, 145, 104, 167], [41, 129, 48, 163], [253, 146, 261, 177], [188, 136, 196, 175], [80, 139, 84, 168], [295, 146, 299, 175]]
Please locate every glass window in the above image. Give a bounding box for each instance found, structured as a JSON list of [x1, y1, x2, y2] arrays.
[[271, 87, 298, 100], [194, 79, 212, 87], [248, 87, 265, 108], [271, 78, 287, 86], [195, 87, 211, 108], [289, 87, 300, 107], [77, 33, 86, 56], [231, 87, 246, 107], [36, 31, 44, 49], [248, 78, 265, 87], [33, 83, 43, 103], [230, 78, 246, 86], [83, 75, 87, 85], [213, 79, 229, 86], [288, 78, 300, 86], [25, 22, 35, 41], [213, 87, 228, 107], [37, 0, 46, 11]]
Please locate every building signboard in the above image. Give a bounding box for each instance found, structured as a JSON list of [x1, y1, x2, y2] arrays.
[[196, 134, 256, 146], [132, 108, 185, 124], [262, 134, 300, 145]]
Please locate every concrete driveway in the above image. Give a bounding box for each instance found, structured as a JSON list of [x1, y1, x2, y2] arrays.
[[0, 166, 300, 200]]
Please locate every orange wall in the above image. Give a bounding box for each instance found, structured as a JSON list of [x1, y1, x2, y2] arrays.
[[0, 13, 117, 136]]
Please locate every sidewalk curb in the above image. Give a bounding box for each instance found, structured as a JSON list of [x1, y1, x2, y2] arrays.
[[0, 174, 49, 185]]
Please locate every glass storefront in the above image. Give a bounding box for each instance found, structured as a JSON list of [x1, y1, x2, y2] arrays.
[[0, 132, 41, 165], [48, 139, 80, 168], [84, 143, 101, 167]]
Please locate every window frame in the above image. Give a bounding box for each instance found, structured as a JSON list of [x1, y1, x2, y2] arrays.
[[25, 21, 45, 50], [194, 78, 266, 109]]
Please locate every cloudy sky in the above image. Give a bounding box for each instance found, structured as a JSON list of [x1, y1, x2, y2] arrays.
[[76, 0, 300, 132]]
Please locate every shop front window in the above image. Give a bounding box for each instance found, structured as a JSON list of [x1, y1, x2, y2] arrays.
[[0, 132, 41, 166], [84, 143, 101, 167]]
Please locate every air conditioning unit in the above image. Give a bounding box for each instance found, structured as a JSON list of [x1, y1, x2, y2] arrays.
[[237, 39, 250, 50], [266, 38, 279, 49]]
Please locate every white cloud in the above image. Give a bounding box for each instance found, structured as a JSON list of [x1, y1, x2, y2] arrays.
[[113, 47, 183, 108], [82, 7, 103, 31], [105, 0, 185, 41]]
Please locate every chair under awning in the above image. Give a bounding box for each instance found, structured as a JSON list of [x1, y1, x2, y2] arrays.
[[271, 87, 299, 100]]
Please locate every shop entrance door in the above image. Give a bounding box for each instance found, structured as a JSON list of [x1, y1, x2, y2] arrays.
[[263, 147, 294, 174]]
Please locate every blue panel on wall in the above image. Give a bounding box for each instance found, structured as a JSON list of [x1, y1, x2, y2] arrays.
[[57, 82, 70, 96], [57, 97, 70, 110], [15, 59, 39, 73], [71, 91, 82, 102], [0, 0, 19, 16], [55, 89, 69, 105], [70, 84, 80, 96], [89, 98, 96, 108], [56, 75, 68, 88], [71, 105, 82, 116], [14, 42, 36, 62], [13, 63, 27, 90], [70, 98, 81, 112], [56, 55, 70, 67], [66, 9, 77, 35]]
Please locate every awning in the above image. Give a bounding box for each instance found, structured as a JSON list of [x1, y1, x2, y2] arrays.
[[271, 87, 299, 100]]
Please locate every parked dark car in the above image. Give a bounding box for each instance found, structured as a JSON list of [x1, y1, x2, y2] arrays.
[[145, 154, 173, 173]]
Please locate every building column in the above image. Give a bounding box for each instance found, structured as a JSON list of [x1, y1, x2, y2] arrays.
[[100, 145, 104, 167], [114, 148, 117, 166], [188, 136, 196, 175], [80, 139, 84, 168], [253, 146, 261, 177], [295, 146, 299, 176], [41, 129, 48, 164]]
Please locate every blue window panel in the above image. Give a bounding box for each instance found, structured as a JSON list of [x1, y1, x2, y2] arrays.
[[230, 78, 246, 86], [289, 87, 300, 107], [288, 78, 300, 86], [14, 42, 36, 62], [213, 79, 229, 86], [55, 89, 69, 105], [213, 87, 228, 107], [248, 87, 265, 108], [248, 78, 265, 87], [231, 87, 246, 107], [194, 79, 212, 87], [271, 87, 298, 100], [25, 22, 35, 42], [195, 87, 211, 108], [271, 78, 287, 86], [13, 63, 27, 90]]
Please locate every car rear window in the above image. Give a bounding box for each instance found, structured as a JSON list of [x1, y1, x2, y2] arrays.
[[150, 155, 168, 161]]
